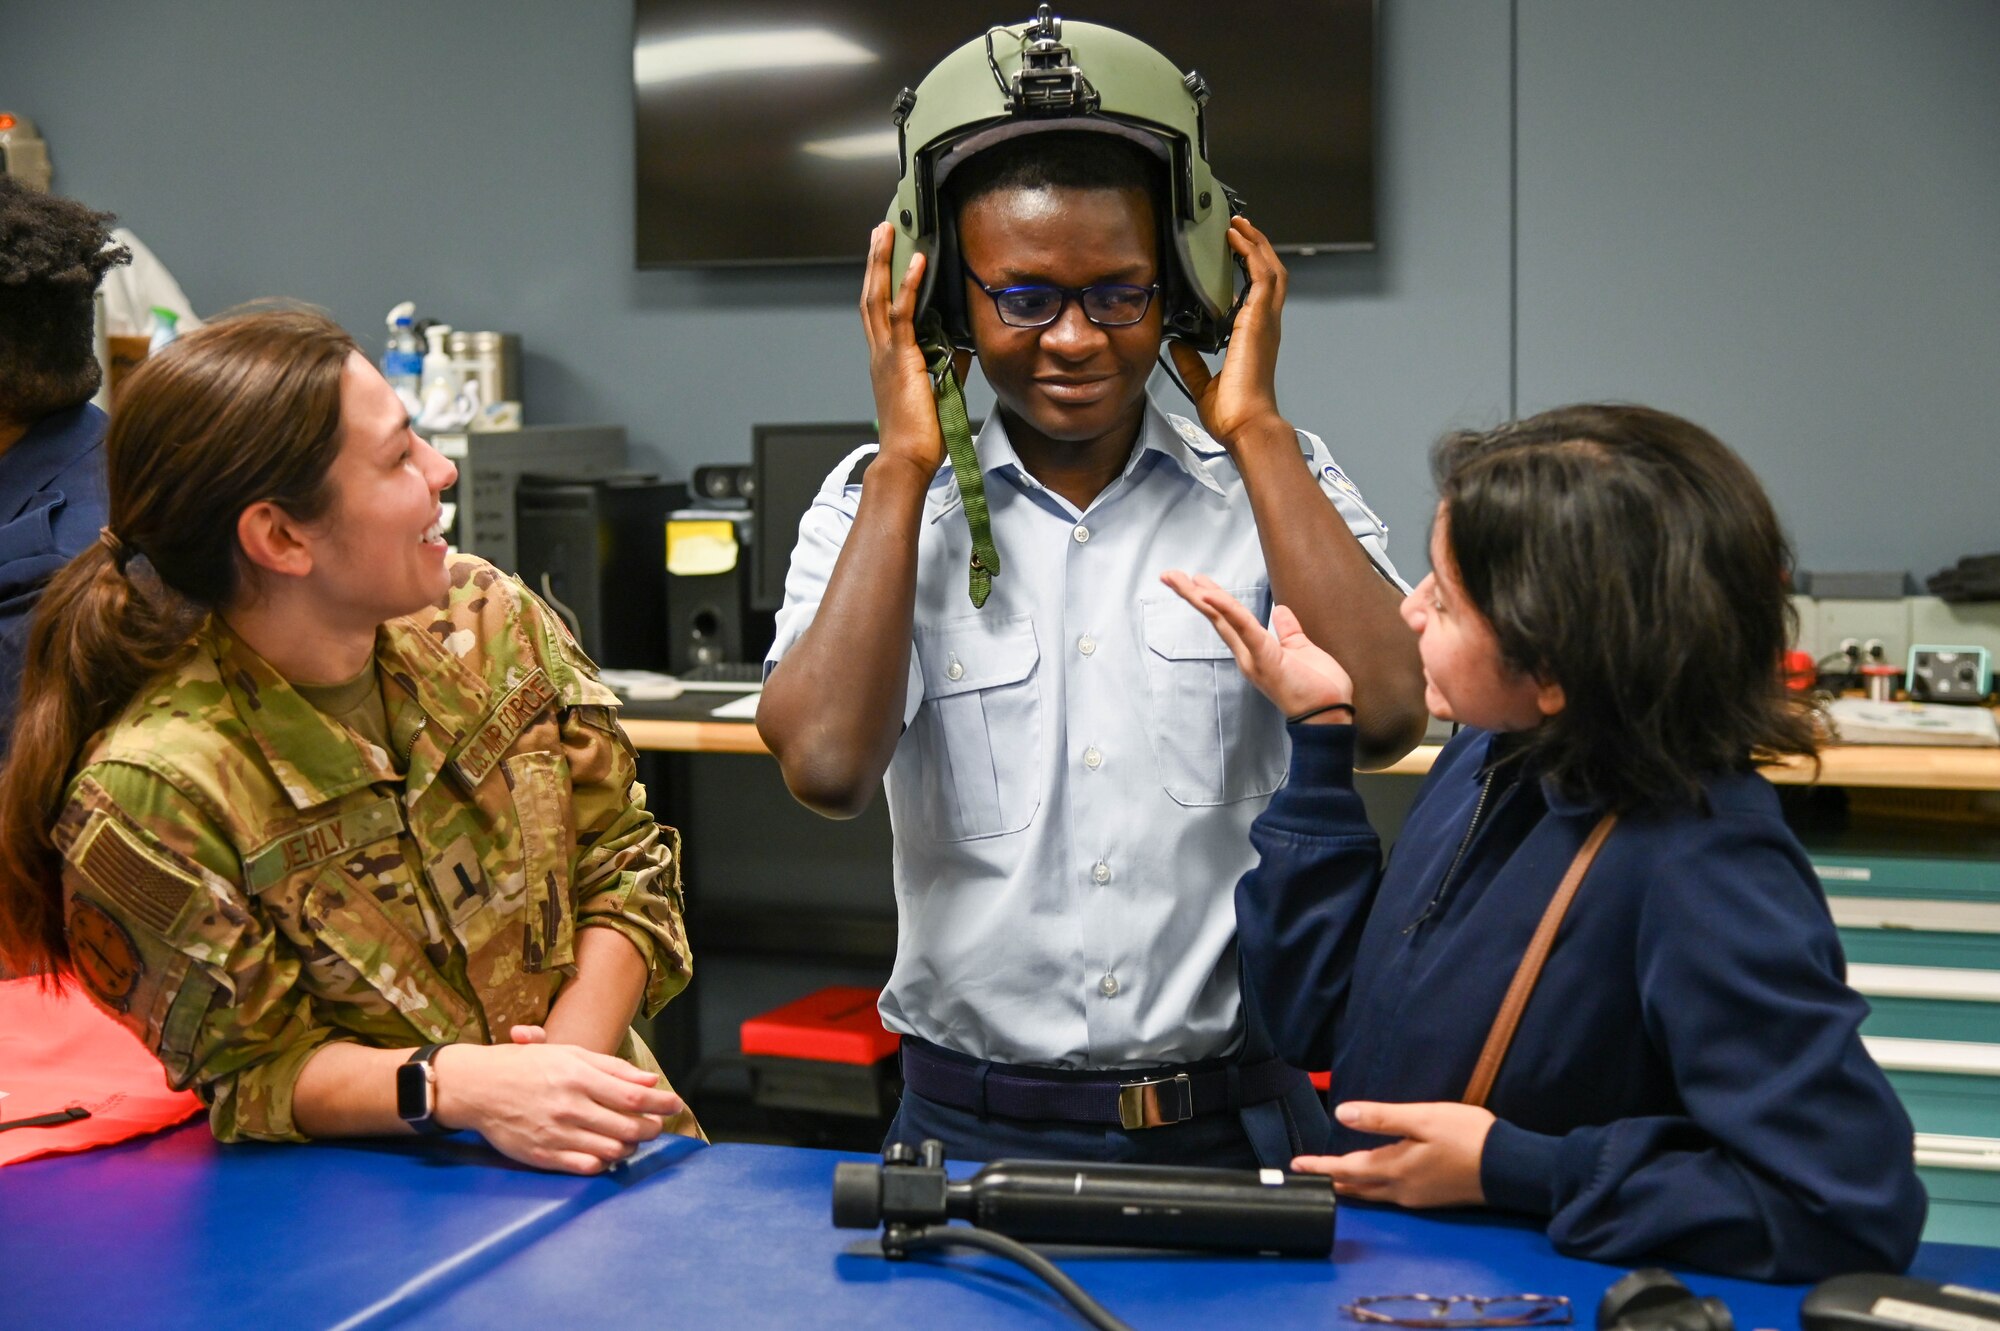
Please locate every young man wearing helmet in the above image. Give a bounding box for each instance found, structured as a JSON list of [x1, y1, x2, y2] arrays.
[[758, 12, 1425, 1167]]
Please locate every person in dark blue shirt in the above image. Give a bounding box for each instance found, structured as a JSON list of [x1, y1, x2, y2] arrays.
[[0, 179, 127, 754], [1163, 403, 1925, 1281]]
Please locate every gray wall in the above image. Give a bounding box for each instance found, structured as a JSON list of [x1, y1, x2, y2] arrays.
[[4, 0, 1995, 580], [1515, 1, 2000, 575]]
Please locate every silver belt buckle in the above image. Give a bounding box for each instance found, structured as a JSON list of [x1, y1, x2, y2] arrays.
[[1117, 1072, 1193, 1129]]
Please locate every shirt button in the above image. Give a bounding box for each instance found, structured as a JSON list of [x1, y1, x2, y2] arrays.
[[1072, 525, 1091, 544], [946, 660, 964, 681], [1099, 973, 1120, 998], [1082, 746, 1103, 770], [1092, 861, 1112, 884], [1077, 635, 1097, 656]]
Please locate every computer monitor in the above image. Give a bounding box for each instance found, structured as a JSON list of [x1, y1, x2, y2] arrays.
[[634, 0, 1377, 265], [751, 422, 881, 611]]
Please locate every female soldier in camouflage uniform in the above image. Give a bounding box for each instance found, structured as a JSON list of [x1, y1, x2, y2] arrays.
[[0, 309, 698, 1173]]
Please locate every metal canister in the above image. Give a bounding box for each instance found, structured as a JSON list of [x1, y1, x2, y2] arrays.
[[446, 330, 521, 407]]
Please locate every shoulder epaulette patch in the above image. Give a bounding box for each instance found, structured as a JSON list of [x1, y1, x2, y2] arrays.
[[1167, 414, 1225, 455], [73, 816, 202, 936], [1316, 459, 1388, 535]]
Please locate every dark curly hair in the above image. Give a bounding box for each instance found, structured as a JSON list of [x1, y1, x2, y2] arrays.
[[0, 178, 130, 425], [1434, 404, 1819, 812]]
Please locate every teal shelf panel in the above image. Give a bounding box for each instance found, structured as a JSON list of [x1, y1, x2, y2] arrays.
[[1918, 1166, 2000, 1247], [1844, 931, 2000, 971], [1888, 1070, 2000, 1138], [1811, 853, 2000, 902], [1865, 997, 2000, 1044]]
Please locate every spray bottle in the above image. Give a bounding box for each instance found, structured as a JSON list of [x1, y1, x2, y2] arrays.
[[381, 301, 422, 414]]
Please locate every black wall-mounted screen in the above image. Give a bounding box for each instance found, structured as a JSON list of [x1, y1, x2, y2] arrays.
[[635, 2, 1376, 266]]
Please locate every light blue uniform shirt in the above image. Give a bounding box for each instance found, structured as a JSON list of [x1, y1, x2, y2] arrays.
[[768, 397, 1403, 1069]]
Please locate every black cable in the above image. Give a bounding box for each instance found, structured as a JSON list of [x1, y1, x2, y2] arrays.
[[1156, 350, 1199, 411], [898, 1225, 1135, 1331]]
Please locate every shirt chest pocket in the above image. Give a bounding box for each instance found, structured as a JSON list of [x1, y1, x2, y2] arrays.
[[421, 741, 575, 978], [501, 748, 575, 974], [909, 614, 1042, 841], [260, 800, 475, 1040], [1139, 588, 1288, 806], [428, 686, 575, 982]]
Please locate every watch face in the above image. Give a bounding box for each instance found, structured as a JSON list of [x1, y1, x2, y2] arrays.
[[396, 1060, 433, 1121]]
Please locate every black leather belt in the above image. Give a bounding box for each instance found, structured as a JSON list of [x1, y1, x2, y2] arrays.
[[899, 1037, 1303, 1130]]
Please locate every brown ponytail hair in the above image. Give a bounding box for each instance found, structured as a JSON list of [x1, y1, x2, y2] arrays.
[[0, 307, 356, 976]]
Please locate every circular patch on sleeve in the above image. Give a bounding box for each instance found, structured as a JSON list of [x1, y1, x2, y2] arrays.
[[68, 898, 143, 1011]]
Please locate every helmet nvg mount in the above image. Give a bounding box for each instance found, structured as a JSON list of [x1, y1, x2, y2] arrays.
[[886, 6, 1245, 354]]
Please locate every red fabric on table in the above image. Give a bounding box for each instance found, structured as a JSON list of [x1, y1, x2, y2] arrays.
[[0, 975, 202, 1166]]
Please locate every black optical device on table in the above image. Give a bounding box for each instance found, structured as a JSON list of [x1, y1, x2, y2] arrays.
[[835, 1140, 1335, 1329], [833, 1138, 1336, 1257]]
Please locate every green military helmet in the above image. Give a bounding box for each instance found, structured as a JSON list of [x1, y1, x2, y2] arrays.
[[886, 6, 1244, 354]]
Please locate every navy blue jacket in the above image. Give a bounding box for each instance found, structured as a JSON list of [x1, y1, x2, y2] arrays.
[[0, 402, 109, 753], [1239, 722, 1926, 1281]]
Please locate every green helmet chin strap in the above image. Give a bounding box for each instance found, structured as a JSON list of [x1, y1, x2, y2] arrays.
[[916, 310, 1001, 608]]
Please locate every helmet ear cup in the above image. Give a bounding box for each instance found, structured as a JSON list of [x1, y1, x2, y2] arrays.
[[1159, 262, 1204, 342], [931, 215, 975, 351], [1163, 182, 1247, 352]]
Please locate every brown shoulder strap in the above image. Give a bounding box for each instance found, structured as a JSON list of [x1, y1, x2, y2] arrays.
[[1461, 813, 1619, 1108]]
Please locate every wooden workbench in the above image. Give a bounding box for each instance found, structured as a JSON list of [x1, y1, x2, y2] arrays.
[[621, 707, 2000, 790]]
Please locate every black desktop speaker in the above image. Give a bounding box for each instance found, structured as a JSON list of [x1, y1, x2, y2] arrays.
[[665, 510, 776, 672], [515, 475, 687, 670], [692, 463, 754, 506]]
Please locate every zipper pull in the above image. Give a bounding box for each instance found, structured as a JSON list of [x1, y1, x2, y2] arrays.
[[397, 714, 429, 768]]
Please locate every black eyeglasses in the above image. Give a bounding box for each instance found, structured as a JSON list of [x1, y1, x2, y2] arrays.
[[962, 262, 1161, 329], [1341, 1294, 1574, 1328]]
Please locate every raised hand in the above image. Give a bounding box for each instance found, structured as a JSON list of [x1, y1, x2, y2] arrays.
[[1160, 570, 1353, 720], [1290, 1100, 1496, 1208], [859, 222, 970, 480], [1166, 215, 1289, 447], [433, 1042, 684, 1175]]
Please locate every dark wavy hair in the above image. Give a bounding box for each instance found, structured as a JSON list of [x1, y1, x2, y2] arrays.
[[0, 178, 130, 424], [1434, 403, 1818, 812]]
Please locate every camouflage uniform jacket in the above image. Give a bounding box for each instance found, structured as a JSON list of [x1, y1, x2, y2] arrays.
[[56, 555, 692, 1142]]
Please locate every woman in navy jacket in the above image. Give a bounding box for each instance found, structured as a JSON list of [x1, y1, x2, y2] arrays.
[[1164, 404, 1925, 1281], [0, 179, 124, 753]]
